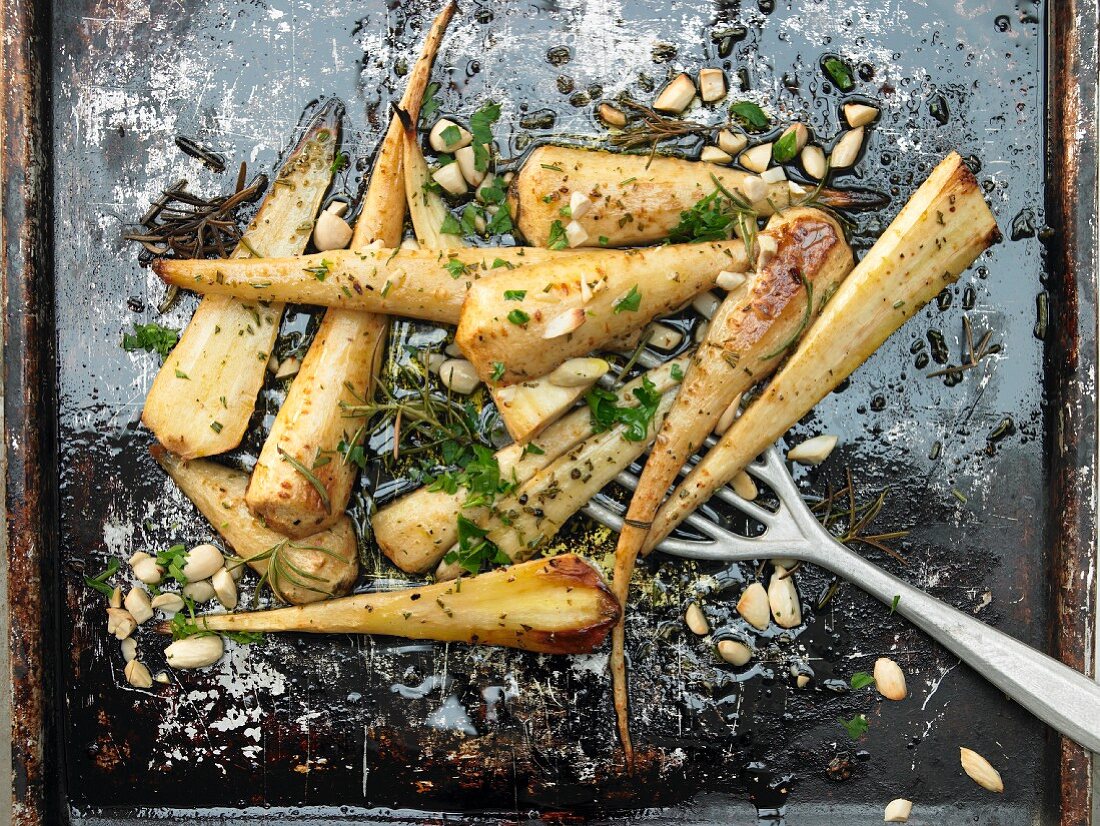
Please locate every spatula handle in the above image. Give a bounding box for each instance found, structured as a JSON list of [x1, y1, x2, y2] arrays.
[[818, 537, 1100, 752]]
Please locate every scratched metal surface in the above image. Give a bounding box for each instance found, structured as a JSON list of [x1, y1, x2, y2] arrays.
[[49, 0, 1072, 822]]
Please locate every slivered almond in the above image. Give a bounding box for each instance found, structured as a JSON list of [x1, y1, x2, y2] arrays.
[[873, 657, 907, 701], [732, 470, 758, 500], [684, 602, 710, 635], [543, 307, 586, 339], [548, 357, 609, 387], [736, 582, 770, 630], [959, 748, 1003, 793]]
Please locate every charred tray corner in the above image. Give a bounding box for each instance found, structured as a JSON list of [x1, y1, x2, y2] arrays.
[[3, 0, 1098, 824]]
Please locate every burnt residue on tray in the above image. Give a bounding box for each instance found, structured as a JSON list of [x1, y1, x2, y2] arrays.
[[32, 0, 1090, 823]]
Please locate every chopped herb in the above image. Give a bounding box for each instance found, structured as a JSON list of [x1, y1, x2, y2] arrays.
[[620, 176, 637, 186], [558, 205, 573, 218], [598, 235, 609, 245], [444, 257, 470, 279], [838, 713, 869, 740], [823, 57, 855, 91], [490, 361, 506, 381], [472, 142, 490, 173], [585, 376, 662, 442], [222, 630, 264, 645], [420, 81, 442, 123], [541, 163, 565, 172], [491, 258, 515, 270], [951, 488, 968, 504], [440, 124, 462, 146], [278, 447, 332, 514], [729, 100, 771, 131], [210, 421, 223, 433], [175, 368, 190, 380], [440, 213, 463, 235], [486, 202, 514, 235], [305, 259, 332, 281], [523, 442, 546, 456], [504, 289, 527, 301], [429, 445, 518, 510], [469, 101, 502, 144], [83, 558, 120, 598], [669, 183, 755, 244], [122, 322, 180, 359], [613, 284, 642, 313], [890, 594, 900, 614], [893, 300, 906, 309], [507, 309, 531, 326], [670, 363, 685, 381], [547, 220, 569, 250], [849, 671, 875, 690], [479, 180, 507, 205], [772, 128, 800, 163], [460, 203, 484, 234], [330, 153, 349, 174], [444, 516, 511, 575], [155, 543, 190, 586]]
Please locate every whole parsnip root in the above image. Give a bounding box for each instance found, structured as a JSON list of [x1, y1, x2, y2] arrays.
[[187, 554, 621, 655], [153, 246, 578, 325], [374, 358, 688, 573], [151, 446, 358, 604], [142, 102, 339, 458], [456, 240, 749, 384], [608, 206, 854, 758], [245, 2, 456, 538], [508, 145, 885, 247]]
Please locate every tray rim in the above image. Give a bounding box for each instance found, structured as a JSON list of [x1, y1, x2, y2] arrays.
[[1, 1, 1096, 823]]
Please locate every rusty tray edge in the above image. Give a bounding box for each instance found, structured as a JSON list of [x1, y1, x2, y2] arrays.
[[2, 1, 1097, 824]]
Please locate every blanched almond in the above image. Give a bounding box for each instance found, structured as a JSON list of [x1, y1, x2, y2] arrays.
[[796, 673, 811, 688], [438, 359, 481, 394], [313, 203, 353, 251], [884, 798, 912, 822], [732, 470, 758, 500], [716, 270, 747, 291], [692, 291, 722, 319], [543, 307, 586, 339], [120, 637, 137, 663], [768, 566, 802, 628], [109, 585, 122, 609], [107, 608, 136, 640], [429, 119, 471, 152], [717, 639, 752, 665], [565, 220, 589, 247], [653, 73, 696, 114], [959, 748, 1003, 793], [714, 394, 742, 436], [741, 175, 767, 202], [274, 356, 301, 380], [123, 587, 153, 625], [787, 434, 839, 465], [697, 68, 727, 103], [151, 592, 185, 615], [165, 635, 225, 669], [831, 126, 865, 169], [844, 103, 879, 127], [432, 162, 468, 196], [569, 191, 592, 219], [182, 579, 216, 604], [760, 165, 787, 184], [182, 544, 224, 582], [455, 145, 486, 187], [737, 582, 770, 630], [124, 659, 153, 689], [132, 557, 164, 586], [801, 145, 827, 180], [740, 143, 773, 173], [684, 602, 710, 635], [212, 568, 238, 611], [873, 657, 907, 701], [598, 102, 627, 128], [648, 323, 683, 351], [548, 357, 609, 387]]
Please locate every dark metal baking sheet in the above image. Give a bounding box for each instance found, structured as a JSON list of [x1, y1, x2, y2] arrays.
[[2, 0, 1097, 823]]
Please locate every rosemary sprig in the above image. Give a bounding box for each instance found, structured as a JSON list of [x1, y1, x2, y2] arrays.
[[247, 541, 345, 605], [608, 98, 716, 153], [277, 447, 332, 514], [810, 468, 909, 565], [760, 271, 813, 360], [926, 315, 1000, 380]]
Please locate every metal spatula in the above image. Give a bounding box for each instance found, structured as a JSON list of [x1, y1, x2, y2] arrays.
[[582, 402, 1100, 753]]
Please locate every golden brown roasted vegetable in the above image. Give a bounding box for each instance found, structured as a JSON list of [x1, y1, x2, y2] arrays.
[[245, 2, 456, 538], [141, 103, 338, 458], [151, 446, 358, 605], [190, 554, 620, 654]]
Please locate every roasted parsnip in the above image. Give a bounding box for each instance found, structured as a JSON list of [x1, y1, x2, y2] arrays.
[[608, 206, 854, 756], [646, 152, 1000, 552], [374, 358, 688, 573], [245, 3, 456, 538], [152, 447, 358, 604], [153, 245, 579, 324], [456, 240, 749, 383], [508, 145, 880, 247], [190, 554, 620, 655], [142, 102, 339, 458]]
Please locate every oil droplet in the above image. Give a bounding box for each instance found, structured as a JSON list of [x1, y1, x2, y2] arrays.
[[994, 15, 1012, 32], [1010, 208, 1036, 240], [929, 93, 950, 125], [546, 45, 572, 67]]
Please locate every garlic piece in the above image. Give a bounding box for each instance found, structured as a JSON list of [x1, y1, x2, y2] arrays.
[[107, 608, 137, 640], [598, 102, 627, 128], [212, 568, 238, 611], [801, 145, 827, 180], [123, 587, 153, 625], [700, 146, 732, 165], [697, 68, 728, 103], [455, 145, 487, 187], [548, 357, 609, 387], [653, 73, 696, 114], [684, 602, 710, 635], [543, 307, 587, 339], [740, 175, 767, 202], [830, 127, 865, 169], [796, 673, 811, 688], [692, 291, 722, 320], [717, 129, 748, 156], [717, 639, 752, 666], [732, 470, 758, 501], [648, 323, 683, 351], [874, 657, 908, 701], [844, 103, 879, 127], [182, 543, 224, 582], [429, 118, 471, 152], [760, 165, 787, 184], [438, 359, 481, 395], [716, 270, 747, 292], [109, 585, 122, 609], [768, 565, 802, 628], [736, 582, 770, 630], [182, 579, 216, 604], [312, 201, 353, 251], [132, 556, 165, 586], [120, 637, 137, 663], [154, 671, 170, 684], [884, 798, 913, 822], [124, 659, 154, 689], [151, 592, 185, 615], [959, 748, 1003, 793], [274, 356, 301, 380], [787, 434, 839, 465], [165, 635, 225, 670], [432, 162, 468, 196], [740, 143, 773, 173], [565, 220, 589, 247], [569, 191, 592, 220], [756, 234, 778, 270], [776, 122, 810, 158]]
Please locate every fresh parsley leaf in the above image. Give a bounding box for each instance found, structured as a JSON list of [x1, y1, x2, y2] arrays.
[[670, 363, 685, 381], [823, 57, 855, 91], [156, 543, 190, 586], [222, 630, 264, 645], [585, 376, 662, 442], [445, 515, 510, 574], [479, 180, 507, 204], [547, 219, 569, 250], [772, 127, 800, 163], [890, 594, 900, 614], [338, 438, 367, 470], [486, 202, 514, 235], [504, 289, 526, 301], [838, 713, 869, 740], [669, 189, 736, 243], [490, 361, 506, 381], [83, 558, 120, 598], [729, 101, 771, 131], [440, 124, 462, 146], [420, 81, 442, 123], [304, 258, 332, 281], [849, 671, 875, 690], [174, 368, 189, 380], [523, 442, 546, 456], [330, 153, 349, 174], [491, 258, 514, 270], [469, 101, 502, 144], [429, 444, 518, 510], [440, 213, 463, 235], [613, 284, 642, 313], [122, 322, 180, 359], [472, 141, 490, 173], [507, 309, 531, 326], [460, 203, 483, 234], [598, 235, 609, 245]]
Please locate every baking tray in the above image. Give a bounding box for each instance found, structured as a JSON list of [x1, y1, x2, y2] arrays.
[[2, 0, 1096, 823]]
